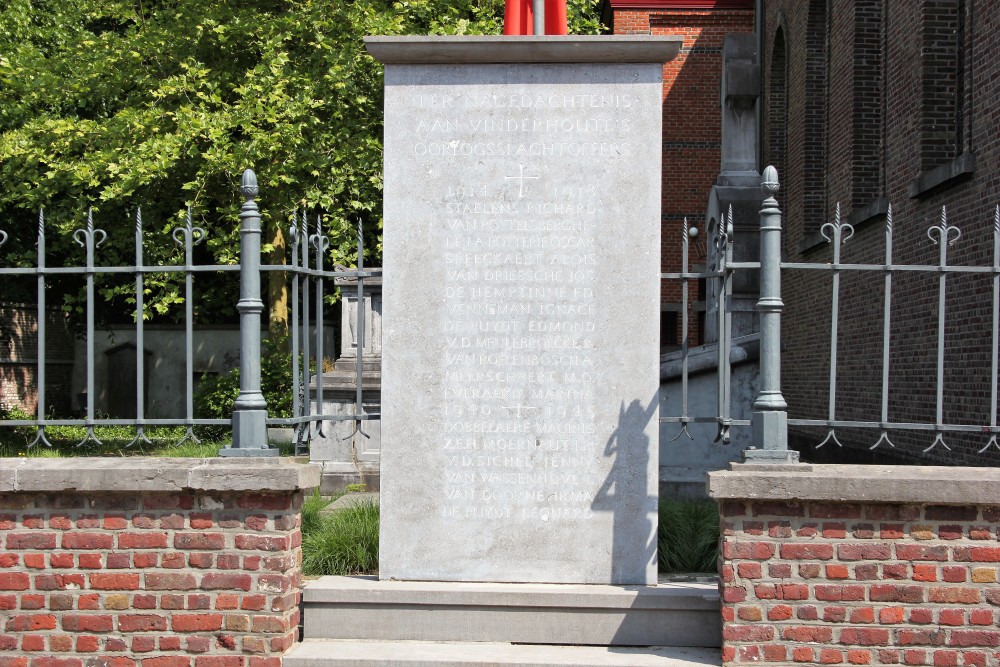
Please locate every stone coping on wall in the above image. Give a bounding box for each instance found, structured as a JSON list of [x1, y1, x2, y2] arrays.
[[0, 457, 320, 493], [364, 35, 682, 64], [708, 463, 1000, 505]]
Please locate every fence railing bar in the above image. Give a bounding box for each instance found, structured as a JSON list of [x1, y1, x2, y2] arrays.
[[925, 206, 959, 453], [75, 208, 105, 446], [128, 208, 153, 448], [289, 211, 304, 453], [671, 218, 693, 442], [176, 207, 204, 446], [4, 419, 232, 427], [0, 265, 380, 277], [717, 206, 734, 444], [27, 208, 52, 448], [268, 413, 381, 426], [311, 214, 329, 437], [872, 206, 895, 450], [301, 212, 312, 445], [661, 270, 725, 280], [2, 414, 378, 429], [774, 262, 994, 274], [789, 419, 1000, 433], [660, 417, 751, 426], [982, 205, 1000, 453], [349, 218, 370, 443], [817, 204, 853, 449]]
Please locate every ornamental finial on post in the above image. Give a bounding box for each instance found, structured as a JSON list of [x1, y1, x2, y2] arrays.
[[761, 165, 779, 199], [241, 169, 259, 201]]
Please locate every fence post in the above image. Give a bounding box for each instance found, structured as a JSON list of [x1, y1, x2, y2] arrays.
[[744, 165, 798, 463], [220, 169, 278, 457]]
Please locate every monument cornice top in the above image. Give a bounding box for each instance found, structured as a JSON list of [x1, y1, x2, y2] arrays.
[[364, 35, 681, 65]]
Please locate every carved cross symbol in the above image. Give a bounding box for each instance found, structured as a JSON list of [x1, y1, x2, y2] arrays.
[[503, 405, 538, 418], [504, 164, 539, 198]]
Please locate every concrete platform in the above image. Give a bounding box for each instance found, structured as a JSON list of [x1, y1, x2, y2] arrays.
[[284, 640, 722, 666], [301, 576, 721, 648]]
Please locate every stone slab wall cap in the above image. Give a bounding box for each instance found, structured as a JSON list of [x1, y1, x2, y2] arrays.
[[188, 460, 321, 492], [15, 457, 190, 492], [6, 457, 321, 493], [708, 464, 1000, 505], [364, 35, 682, 65], [0, 458, 23, 492]]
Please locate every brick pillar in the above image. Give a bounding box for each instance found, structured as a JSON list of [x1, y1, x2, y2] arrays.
[[710, 464, 1000, 666], [0, 458, 319, 666]]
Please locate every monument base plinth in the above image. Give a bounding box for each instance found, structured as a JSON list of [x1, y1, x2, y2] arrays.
[[298, 575, 719, 646]]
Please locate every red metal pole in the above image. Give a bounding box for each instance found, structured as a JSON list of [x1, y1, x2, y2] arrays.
[[504, 0, 534, 35], [545, 0, 568, 35]]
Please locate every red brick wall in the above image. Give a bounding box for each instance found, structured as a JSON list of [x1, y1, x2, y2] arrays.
[[720, 498, 1000, 665], [761, 0, 1000, 464], [606, 3, 754, 346], [0, 489, 303, 667]]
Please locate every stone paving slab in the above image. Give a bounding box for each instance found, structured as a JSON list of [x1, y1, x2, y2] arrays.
[[321, 492, 380, 514]]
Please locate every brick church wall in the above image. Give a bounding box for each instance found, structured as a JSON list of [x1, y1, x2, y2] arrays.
[[761, 0, 1000, 465]]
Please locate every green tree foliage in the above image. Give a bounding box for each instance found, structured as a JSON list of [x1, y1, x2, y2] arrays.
[[0, 0, 601, 322]]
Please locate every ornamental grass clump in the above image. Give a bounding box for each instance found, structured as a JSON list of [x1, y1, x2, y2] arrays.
[[301, 499, 379, 577], [657, 498, 720, 574]]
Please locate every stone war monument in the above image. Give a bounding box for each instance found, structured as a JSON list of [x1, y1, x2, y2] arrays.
[[288, 34, 724, 665], [370, 35, 678, 586]]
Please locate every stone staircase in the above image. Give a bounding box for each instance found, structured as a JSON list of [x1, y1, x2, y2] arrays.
[[284, 575, 723, 666]]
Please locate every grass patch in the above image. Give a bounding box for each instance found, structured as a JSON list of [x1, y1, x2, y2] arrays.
[[301, 490, 335, 537], [0, 425, 225, 458], [301, 499, 379, 577], [658, 498, 719, 574]]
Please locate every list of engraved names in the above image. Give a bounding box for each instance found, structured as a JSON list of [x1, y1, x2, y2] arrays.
[[409, 88, 637, 524]]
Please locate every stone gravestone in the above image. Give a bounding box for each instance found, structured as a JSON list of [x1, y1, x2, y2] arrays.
[[370, 36, 678, 585]]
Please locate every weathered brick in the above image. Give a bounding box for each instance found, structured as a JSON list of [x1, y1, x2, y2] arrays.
[[171, 613, 223, 632], [145, 573, 197, 590], [782, 543, 835, 560], [61, 532, 114, 550], [61, 614, 113, 632], [928, 587, 981, 604], [173, 533, 225, 550], [870, 584, 925, 603], [7, 533, 57, 550], [201, 573, 252, 591], [88, 574, 139, 591], [784, 625, 833, 642], [237, 494, 291, 510], [0, 573, 30, 591], [118, 614, 167, 632], [841, 627, 891, 646], [117, 532, 168, 549]]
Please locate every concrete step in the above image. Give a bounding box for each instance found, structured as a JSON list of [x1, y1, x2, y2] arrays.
[[284, 640, 722, 667], [301, 576, 721, 648]]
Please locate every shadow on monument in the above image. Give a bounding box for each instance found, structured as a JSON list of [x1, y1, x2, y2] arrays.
[[590, 394, 658, 585]]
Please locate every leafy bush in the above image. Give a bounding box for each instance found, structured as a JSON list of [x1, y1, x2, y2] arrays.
[[301, 499, 379, 577], [193, 338, 295, 440], [658, 498, 719, 574]]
